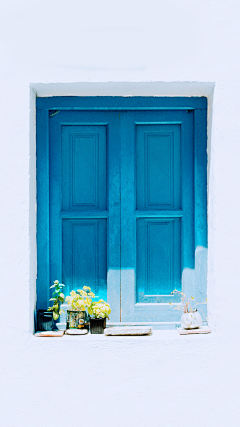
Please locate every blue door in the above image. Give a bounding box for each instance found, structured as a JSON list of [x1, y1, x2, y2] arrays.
[[37, 97, 207, 324], [120, 110, 194, 322], [48, 111, 122, 320]]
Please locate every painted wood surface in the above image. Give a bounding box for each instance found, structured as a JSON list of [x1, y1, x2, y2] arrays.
[[120, 109, 195, 322], [37, 96, 207, 110], [36, 97, 207, 326], [47, 111, 121, 320]]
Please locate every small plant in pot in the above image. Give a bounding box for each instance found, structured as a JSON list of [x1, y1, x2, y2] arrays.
[[169, 290, 207, 329], [36, 280, 65, 331], [88, 300, 111, 334], [65, 286, 95, 329], [47, 280, 65, 322]]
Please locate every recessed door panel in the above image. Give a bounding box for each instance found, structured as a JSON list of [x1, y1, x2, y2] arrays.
[[62, 125, 107, 211], [137, 218, 181, 301], [62, 219, 107, 300], [136, 126, 181, 209]]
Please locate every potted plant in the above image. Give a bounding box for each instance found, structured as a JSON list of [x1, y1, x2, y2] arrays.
[[36, 280, 65, 331], [65, 286, 95, 329], [47, 280, 65, 322], [88, 299, 111, 334], [169, 290, 207, 329]]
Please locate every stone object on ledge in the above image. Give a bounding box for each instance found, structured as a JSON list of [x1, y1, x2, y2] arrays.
[[34, 331, 64, 337], [177, 326, 212, 335], [104, 326, 153, 336], [65, 329, 88, 335]]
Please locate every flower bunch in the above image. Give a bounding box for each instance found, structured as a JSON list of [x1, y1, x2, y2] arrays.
[[169, 290, 207, 313], [47, 280, 65, 320], [65, 286, 95, 311], [88, 299, 111, 319]]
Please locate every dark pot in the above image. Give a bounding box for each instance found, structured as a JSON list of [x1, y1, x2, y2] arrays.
[[36, 310, 53, 331], [90, 318, 106, 334]]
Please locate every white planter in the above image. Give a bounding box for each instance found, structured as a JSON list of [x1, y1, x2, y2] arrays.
[[181, 310, 202, 329]]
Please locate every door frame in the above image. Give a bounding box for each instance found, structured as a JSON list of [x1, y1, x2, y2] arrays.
[[36, 96, 207, 327]]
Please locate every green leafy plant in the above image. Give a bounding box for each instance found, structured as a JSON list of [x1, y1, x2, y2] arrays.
[[47, 280, 65, 320], [169, 290, 207, 313], [65, 286, 95, 311], [88, 299, 111, 319]]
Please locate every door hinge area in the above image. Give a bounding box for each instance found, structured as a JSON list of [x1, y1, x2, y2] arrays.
[[49, 110, 60, 118]]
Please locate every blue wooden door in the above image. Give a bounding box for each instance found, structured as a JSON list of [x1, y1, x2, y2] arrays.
[[120, 110, 194, 322], [48, 111, 121, 320], [37, 97, 207, 324]]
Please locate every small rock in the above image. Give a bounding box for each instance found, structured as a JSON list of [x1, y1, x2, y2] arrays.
[[65, 329, 88, 335], [104, 326, 152, 336], [34, 331, 64, 337]]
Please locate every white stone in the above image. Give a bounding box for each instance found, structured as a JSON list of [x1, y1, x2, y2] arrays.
[[177, 326, 212, 335], [104, 326, 153, 336], [65, 329, 88, 335], [34, 331, 64, 337]]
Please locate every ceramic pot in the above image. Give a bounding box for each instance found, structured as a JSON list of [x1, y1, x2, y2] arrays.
[[66, 310, 86, 329], [181, 310, 202, 329]]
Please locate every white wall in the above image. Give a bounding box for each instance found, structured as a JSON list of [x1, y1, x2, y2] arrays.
[[1, 1, 240, 426]]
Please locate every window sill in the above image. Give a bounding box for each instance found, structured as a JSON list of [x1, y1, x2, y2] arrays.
[[32, 328, 214, 341]]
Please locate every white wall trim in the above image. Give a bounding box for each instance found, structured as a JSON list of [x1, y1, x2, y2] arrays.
[[31, 81, 215, 98], [29, 81, 215, 332]]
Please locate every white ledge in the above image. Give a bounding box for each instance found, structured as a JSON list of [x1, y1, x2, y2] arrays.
[[32, 329, 214, 341]]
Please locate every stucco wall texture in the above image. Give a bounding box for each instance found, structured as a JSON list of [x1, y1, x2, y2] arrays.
[[1, 1, 240, 426]]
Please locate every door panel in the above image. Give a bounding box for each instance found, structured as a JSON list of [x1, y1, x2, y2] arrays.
[[136, 123, 182, 303], [137, 218, 181, 301], [61, 125, 107, 211], [120, 110, 194, 322], [62, 219, 107, 300], [136, 125, 181, 210], [61, 125, 108, 299], [49, 112, 121, 320]]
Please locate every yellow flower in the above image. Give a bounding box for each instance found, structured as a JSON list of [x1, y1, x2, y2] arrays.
[[88, 292, 95, 298]]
